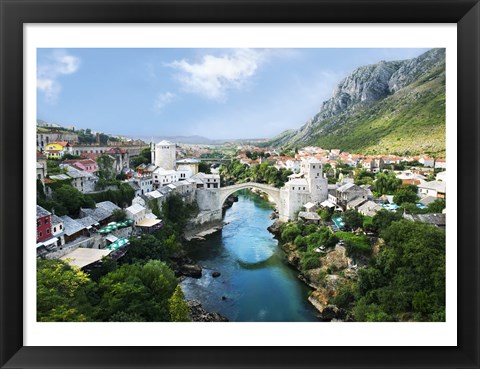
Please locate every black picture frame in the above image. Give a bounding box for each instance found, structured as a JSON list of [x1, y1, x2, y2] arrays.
[[1, 1, 479, 368]]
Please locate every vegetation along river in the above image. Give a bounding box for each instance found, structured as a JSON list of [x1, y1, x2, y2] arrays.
[[181, 190, 319, 322]]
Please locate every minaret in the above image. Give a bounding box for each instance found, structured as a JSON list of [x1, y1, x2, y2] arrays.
[[150, 137, 155, 165]]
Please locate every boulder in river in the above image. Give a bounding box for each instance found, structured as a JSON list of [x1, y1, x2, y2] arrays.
[[212, 271, 221, 278], [180, 264, 202, 278]]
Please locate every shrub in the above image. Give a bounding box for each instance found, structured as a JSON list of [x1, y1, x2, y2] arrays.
[[300, 252, 321, 271]]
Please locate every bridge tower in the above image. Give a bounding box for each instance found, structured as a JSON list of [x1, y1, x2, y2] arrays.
[[304, 158, 328, 203]]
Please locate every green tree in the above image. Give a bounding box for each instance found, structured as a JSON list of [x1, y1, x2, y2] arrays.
[[53, 185, 93, 216], [427, 199, 445, 213], [96, 154, 115, 181], [131, 147, 152, 168], [149, 198, 161, 218], [393, 189, 418, 205], [337, 231, 372, 259], [281, 223, 302, 243], [372, 209, 402, 232], [123, 234, 177, 263], [198, 161, 211, 174], [111, 208, 127, 222], [317, 208, 332, 222], [37, 259, 94, 322], [354, 220, 445, 321], [294, 235, 307, 251], [362, 216, 374, 232], [354, 169, 375, 185], [96, 260, 178, 322], [342, 209, 364, 230], [169, 285, 191, 322], [374, 171, 402, 195], [37, 179, 46, 200]]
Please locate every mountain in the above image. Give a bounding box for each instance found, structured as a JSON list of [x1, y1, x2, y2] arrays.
[[269, 48, 446, 156], [136, 135, 268, 145]]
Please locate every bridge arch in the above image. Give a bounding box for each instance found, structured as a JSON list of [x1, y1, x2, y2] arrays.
[[218, 182, 281, 210]]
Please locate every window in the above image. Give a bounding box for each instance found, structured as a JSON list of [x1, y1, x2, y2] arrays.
[[313, 165, 316, 169], [37, 221, 41, 227], [39, 232, 42, 237], [44, 219, 49, 224], [47, 229, 50, 234], [54, 227, 57, 232], [292, 187, 295, 190], [60, 225, 62, 230]]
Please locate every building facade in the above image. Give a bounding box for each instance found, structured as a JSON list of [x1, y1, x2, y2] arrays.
[[36, 205, 52, 242]]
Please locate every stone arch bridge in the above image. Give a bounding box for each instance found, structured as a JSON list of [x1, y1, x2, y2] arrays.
[[218, 182, 281, 208], [195, 182, 282, 222]]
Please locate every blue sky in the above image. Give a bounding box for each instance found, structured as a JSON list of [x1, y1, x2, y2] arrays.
[[37, 48, 430, 140]]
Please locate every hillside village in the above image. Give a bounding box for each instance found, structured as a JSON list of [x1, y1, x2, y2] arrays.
[[36, 122, 446, 277]]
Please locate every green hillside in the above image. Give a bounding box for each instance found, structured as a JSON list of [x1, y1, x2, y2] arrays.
[[269, 49, 446, 157], [306, 64, 445, 156]]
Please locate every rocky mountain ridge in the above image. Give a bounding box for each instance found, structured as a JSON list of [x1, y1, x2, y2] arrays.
[[270, 48, 446, 156]]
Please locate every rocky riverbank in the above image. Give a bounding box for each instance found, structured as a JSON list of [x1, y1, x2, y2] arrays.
[[170, 251, 203, 278], [184, 226, 223, 242], [187, 300, 229, 322], [268, 220, 356, 321]]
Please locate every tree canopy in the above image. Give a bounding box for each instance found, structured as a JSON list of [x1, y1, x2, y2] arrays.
[[37, 259, 94, 322], [354, 220, 445, 321], [96, 260, 178, 322]]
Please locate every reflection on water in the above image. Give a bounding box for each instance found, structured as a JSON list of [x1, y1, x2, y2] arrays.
[[181, 190, 319, 322]]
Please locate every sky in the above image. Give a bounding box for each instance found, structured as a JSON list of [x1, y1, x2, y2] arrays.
[[37, 48, 430, 140]]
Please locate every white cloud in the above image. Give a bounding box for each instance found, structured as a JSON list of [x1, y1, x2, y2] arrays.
[[37, 50, 80, 104], [153, 92, 176, 113], [167, 49, 265, 101]]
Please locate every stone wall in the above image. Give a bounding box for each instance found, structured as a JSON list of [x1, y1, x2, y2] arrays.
[[183, 210, 223, 240], [195, 188, 220, 212]]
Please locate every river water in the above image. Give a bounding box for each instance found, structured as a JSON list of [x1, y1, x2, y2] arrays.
[[181, 190, 319, 322]]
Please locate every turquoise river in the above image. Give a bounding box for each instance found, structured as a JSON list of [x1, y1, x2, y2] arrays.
[[181, 190, 319, 322]]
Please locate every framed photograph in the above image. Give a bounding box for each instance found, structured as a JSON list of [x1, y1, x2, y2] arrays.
[[1, 0, 479, 368]]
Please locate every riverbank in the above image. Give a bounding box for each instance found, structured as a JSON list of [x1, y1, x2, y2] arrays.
[[268, 219, 357, 321], [187, 300, 229, 322]]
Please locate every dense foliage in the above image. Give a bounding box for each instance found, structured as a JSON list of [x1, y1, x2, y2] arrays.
[[277, 207, 445, 322], [131, 147, 152, 168], [38, 184, 95, 216], [96, 260, 178, 321], [85, 183, 135, 208], [220, 160, 292, 188], [37, 259, 94, 322], [354, 220, 445, 321]]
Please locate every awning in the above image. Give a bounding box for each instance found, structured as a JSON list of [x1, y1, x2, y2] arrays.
[[136, 218, 161, 227], [105, 238, 129, 251], [320, 200, 335, 208], [61, 248, 111, 269]]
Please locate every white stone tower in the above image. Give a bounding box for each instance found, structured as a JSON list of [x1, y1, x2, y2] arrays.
[[304, 158, 328, 203], [153, 140, 176, 170]]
